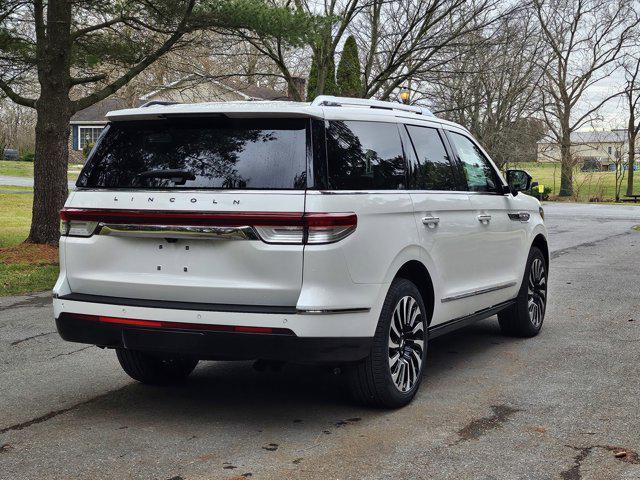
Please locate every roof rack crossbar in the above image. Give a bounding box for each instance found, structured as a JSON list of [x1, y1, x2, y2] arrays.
[[311, 95, 433, 116], [140, 100, 180, 108]]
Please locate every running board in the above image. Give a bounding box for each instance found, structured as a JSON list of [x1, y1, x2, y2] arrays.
[[428, 299, 516, 339]]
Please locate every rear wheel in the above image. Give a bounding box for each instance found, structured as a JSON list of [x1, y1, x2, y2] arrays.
[[116, 348, 199, 385], [498, 246, 547, 337], [347, 278, 428, 408]]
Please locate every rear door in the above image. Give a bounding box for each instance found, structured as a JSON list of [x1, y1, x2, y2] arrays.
[[63, 117, 310, 307], [401, 123, 479, 324]]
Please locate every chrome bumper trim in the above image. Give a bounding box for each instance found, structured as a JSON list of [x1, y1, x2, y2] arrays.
[[97, 223, 258, 240]]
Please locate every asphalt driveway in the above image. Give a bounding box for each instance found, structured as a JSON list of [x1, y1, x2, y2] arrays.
[[0, 202, 639, 479]]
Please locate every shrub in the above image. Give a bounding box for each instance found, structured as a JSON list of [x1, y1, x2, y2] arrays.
[[20, 151, 35, 162], [82, 142, 95, 159], [530, 185, 552, 201]]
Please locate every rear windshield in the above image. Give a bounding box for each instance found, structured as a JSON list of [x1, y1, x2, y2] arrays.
[[77, 118, 309, 190]]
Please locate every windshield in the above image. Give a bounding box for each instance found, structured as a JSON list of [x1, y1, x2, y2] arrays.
[[76, 118, 309, 190]]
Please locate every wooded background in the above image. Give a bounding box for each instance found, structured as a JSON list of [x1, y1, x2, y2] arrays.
[[1, 0, 639, 244]]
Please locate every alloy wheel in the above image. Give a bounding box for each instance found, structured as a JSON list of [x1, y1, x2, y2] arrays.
[[527, 258, 547, 328], [388, 296, 425, 392]]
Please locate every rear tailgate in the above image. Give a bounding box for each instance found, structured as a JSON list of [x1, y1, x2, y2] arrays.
[[62, 191, 305, 306], [62, 116, 310, 308]]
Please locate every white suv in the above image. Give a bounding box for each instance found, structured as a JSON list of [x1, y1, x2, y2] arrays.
[[54, 96, 548, 408]]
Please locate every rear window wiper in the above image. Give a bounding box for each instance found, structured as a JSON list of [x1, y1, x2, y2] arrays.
[[134, 169, 196, 186]]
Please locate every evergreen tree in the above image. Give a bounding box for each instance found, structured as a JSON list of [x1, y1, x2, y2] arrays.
[[307, 53, 337, 100], [325, 57, 338, 96], [337, 35, 362, 97], [306, 56, 319, 100]]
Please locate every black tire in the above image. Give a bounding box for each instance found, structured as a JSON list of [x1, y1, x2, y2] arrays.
[[116, 348, 199, 385], [346, 278, 428, 408], [498, 246, 548, 337]]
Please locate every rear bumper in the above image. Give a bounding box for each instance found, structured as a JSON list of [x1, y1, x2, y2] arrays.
[[53, 296, 376, 362], [56, 314, 371, 362]]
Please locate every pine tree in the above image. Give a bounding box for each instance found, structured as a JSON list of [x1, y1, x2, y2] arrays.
[[325, 57, 339, 96], [307, 53, 338, 100], [306, 56, 319, 100], [337, 36, 362, 97]]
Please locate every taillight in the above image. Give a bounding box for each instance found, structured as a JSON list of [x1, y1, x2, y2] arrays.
[[255, 213, 356, 244], [305, 213, 357, 244], [59, 209, 357, 244], [60, 210, 98, 237]]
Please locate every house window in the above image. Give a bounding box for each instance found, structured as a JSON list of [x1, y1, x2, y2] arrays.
[[78, 126, 104, 150]]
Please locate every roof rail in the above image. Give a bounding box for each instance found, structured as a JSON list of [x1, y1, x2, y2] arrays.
[[140, 100, 180, 108], [311, 95, 434, 116]]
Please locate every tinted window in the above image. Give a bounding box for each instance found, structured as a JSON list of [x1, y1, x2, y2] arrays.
[[448, 132, 499, 192], [325, 121, 405, 190], [77, 118, 308, 190], [405, 125, 457, 190]]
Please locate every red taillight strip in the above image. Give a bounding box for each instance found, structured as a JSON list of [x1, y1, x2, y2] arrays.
[[60, 208, 357, 228], [60, 312, 294, 335], [60, 208, 305, 227]]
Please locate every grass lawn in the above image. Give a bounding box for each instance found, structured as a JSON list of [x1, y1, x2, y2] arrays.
[[512, 162, 640, 202], [0, 193, 59, 296], [0, 160, 83, 180]]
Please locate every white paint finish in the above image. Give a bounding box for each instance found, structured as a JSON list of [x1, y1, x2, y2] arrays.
[[465, 193, 525, 310], [63, 191, 306, 306], [56, 100, 550, 341], [408, 191, 480, 323], [66, 190, 305, 212], [304, 191, 419, 285]]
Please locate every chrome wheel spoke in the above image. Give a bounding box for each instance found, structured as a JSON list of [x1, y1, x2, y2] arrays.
[[388, 295, 426, 393], [527, 258, 547, 329]]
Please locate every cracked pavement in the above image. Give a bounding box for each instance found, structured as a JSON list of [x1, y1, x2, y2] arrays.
[[1, 202, 639, 479]]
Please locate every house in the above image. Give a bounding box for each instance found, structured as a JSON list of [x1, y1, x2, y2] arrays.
[[536, 130, 628, 171], [68, 75, 305, 164]]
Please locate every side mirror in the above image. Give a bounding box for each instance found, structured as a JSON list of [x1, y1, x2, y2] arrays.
[[505, 169, 533, 195]]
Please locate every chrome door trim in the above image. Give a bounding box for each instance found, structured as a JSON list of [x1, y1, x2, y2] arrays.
[[98, 223, 259, 240], [441, 281, 518, 303], [296, 307, 371, 315]]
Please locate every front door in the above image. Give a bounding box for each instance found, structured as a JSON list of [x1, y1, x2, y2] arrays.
[[444, 130, 525, 312]]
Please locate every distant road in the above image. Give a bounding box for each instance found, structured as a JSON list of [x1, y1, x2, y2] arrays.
[[0, 175, 76, 189]]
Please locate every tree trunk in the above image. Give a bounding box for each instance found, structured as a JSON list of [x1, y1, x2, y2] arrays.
[[27, 98, 71, 244], [27, 0, 73, 245], [559, 130, 573, 197], [627, 126, 636, 197]]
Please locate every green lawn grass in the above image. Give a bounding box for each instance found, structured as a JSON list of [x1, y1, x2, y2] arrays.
[[511, 162, 640, 202], [0, 160, 82, 180], [0, 192, 59, 296]]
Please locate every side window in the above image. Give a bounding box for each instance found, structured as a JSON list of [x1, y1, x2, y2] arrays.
[[448, 132, 500, 193], [325, 121, 405, 190], [405, 125, 458, 190]]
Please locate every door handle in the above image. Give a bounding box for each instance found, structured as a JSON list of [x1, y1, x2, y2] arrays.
[[477, 214, 492, 224], [422, 216, 440, 228]]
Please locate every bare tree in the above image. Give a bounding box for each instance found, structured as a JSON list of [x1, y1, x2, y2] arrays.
[[0, 0, 320, 244], [534, 0, 639, 197], [423, 7, 546, 167], [240, 0, 506, 101], [355, 0, 506, 100], [622, 52, 640, 197]]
